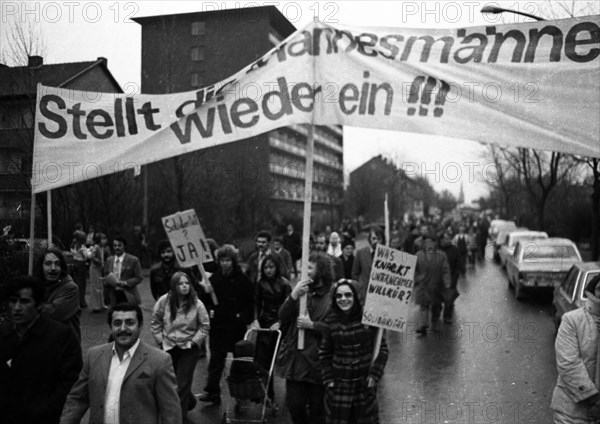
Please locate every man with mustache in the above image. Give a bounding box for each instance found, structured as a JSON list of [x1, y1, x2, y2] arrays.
[[35, 248, 81, 340], [60, 303, 181, 424], [103, 237, 143, 306]]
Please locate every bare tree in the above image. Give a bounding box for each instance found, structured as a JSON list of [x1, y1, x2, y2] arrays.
[[573, 157, 600, 259], [1, 18, 46, 66]]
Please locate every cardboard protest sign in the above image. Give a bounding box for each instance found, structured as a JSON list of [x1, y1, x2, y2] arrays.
[[32, 17, 600, 192], [161, 209, 213, 267], [362, 244, 417, 332]]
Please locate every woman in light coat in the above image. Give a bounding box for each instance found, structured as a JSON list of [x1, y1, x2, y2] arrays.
[[552, 275, 600, 423], [152, 271, 210, 418]]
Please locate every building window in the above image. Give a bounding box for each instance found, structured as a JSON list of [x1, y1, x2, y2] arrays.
[[191, 73, 200, 87], [191, 46, 205, 61], [191, 21, 205, 36]]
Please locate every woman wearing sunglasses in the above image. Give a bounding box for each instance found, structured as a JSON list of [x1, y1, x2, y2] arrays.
[[319, 280, 388, 424]]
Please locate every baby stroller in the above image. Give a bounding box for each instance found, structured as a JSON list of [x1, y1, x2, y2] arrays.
[[222, 328, 281, 424]]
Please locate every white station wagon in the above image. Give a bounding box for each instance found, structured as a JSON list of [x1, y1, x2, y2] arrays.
[[499, 230, 548, 268], [506, 238, 582, 300]]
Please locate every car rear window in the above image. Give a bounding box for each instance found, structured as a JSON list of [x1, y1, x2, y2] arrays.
[[523, 245, 579, 261], [511, 235, 546, 247], [581, 271, 600, 299]]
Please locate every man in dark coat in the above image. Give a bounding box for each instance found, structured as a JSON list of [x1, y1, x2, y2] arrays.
[[149, 240, 198, 300], [351, 226, 385, 305], [283, 224, 302, 278], [0, 276, 82, 424], [440, 232, 461, 323], [413, 234, 451, 334], [35, 248, 82, 341], [340, 239, 355, 280], [199, 245, 254, 404]]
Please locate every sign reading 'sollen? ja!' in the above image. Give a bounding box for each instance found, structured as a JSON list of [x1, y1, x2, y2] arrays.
[[161, 209, 213, 268], [362, 244, 417, 332]]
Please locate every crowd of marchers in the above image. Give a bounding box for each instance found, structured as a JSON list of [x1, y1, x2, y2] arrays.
[[1, 211, 598, 424]]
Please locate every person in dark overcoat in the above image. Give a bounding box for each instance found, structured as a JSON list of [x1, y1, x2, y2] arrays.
[[198, 245, 254, 404], [440, 232, 461, 323], [0, 276, 82, 424], [319, 280, 388, 424], [413, 233, 451, 334]]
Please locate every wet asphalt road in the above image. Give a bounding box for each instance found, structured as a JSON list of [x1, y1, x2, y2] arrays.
[[79, 247, 558, 424]]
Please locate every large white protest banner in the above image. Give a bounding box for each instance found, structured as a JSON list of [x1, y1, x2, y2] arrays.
[[32, 16, 600, 193], [362, 244, 417, 332], [161, 209, 213, 267]]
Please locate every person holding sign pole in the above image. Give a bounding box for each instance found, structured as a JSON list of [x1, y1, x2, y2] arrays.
[[413, 233, 451, 335], [276, 252, 333, 424], [319, 280, 388, 424]]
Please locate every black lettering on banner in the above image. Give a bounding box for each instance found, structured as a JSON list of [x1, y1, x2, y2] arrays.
[[38, 94, 67, 138], [407, 76, 450, 117]]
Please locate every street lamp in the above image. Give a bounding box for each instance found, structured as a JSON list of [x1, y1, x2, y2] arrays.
[[480, 5, 546, 21]]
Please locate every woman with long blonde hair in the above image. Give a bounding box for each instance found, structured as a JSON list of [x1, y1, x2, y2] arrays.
[[151, 271, 210, 421]]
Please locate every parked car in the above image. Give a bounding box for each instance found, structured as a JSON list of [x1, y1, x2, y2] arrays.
[[552, 262, 600, 329], [489, 219, 516, 243], [493, 226, 527, 263], [506, 238, 582, 300], [499, 230, 548, 268]]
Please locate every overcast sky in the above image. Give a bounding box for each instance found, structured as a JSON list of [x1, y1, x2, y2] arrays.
[[3, 1, 564, 204]]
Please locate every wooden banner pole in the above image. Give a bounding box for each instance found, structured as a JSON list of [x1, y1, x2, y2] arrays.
[[298, 123, 315, 350], [47, 189, 52, 247], [28, 190, 36, 275], [372, 194, 390, 364]]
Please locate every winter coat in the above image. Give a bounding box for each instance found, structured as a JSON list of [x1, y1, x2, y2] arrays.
[[319, 314, 388, 424], [201, 267, 254, 352], [413, 249, 451, 307], [551, 301, 600, 422], [441, 244, 461, 288], [151, 294, 210, 351], [41, 275, 81, 341], [276, 282, 331, 384], [0, 316, 82, 424], [255, 276, 291, 328]]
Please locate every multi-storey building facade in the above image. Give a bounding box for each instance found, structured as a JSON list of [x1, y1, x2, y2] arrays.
[[133, 6, 344, 242], [348, 155, 422, 224]]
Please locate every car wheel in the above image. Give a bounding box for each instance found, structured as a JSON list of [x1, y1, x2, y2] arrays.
[[515, 282, 525, 300]]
